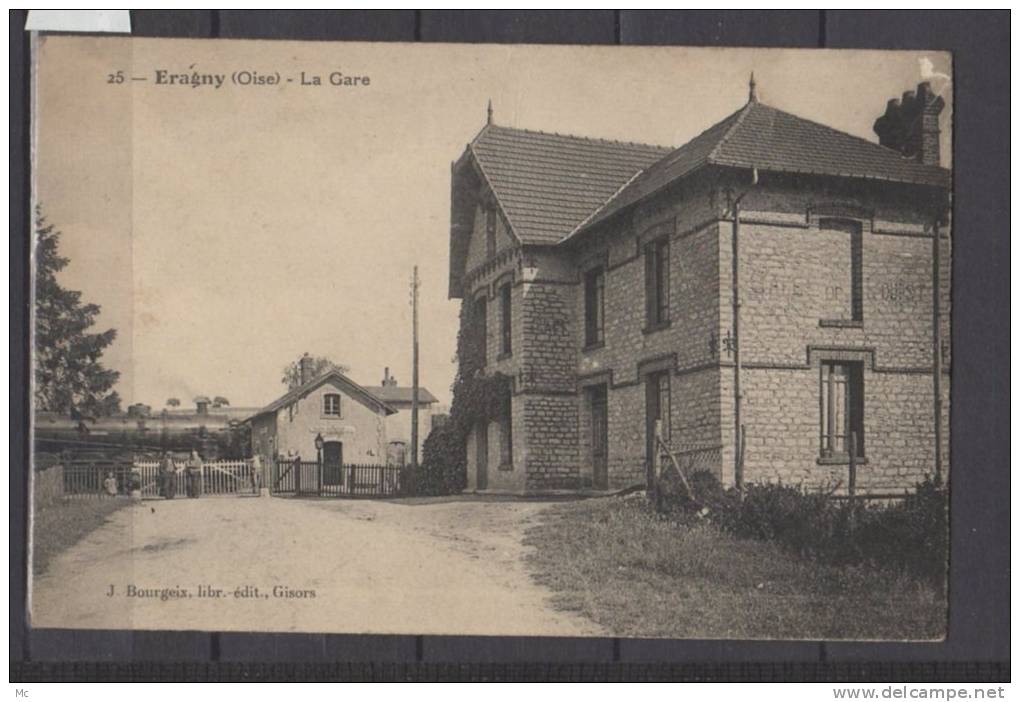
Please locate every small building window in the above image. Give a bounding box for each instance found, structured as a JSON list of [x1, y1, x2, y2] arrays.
[[499, 282, 512, 356], [323, 393, 342, 417], [584, 266, 605, 347], [644, 237, 670, 327], [486, 208, 497, 258], [820, 362, 864, 459]]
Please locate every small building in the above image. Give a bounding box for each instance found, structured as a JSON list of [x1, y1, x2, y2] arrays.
[[246, 358, 396, 468], [362, 367, 439, 464]]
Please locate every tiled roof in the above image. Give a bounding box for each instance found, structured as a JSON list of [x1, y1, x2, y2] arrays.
[[470, 125, 671, 245], [246, 370, 396, 421], [573, 100, 951, 235], [363, 385, 439, 405]]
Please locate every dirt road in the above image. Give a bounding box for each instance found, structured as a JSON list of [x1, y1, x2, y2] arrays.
[[30, 496, 602, 637]]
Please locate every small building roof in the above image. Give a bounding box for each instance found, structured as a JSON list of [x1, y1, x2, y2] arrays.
[[363, 385, 439, 405], [245, 369, 397, 422]]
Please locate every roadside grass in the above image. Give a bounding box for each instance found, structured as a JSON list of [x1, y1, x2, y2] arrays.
[[32, 494, 130, 577], [524, 495, 946, 640]]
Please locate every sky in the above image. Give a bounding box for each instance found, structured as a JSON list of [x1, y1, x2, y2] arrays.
[[33, 37, 952, 410]]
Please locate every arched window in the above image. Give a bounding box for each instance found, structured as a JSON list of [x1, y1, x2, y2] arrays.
[[323, 393, 342, 417]]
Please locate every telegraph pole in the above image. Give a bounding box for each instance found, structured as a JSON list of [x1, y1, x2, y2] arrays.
[[410, 266, 420, 485]]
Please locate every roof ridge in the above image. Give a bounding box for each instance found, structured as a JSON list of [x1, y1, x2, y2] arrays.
[[484, 123, 672, 152], [706, 100, 757, 163], [247, 368, 396, 420], [560, 103, 751, 243], [469, 122, 493, 148]]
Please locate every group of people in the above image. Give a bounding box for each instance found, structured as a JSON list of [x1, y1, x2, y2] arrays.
[[98, 450, 264, 499], [159, 450, 205, 499]]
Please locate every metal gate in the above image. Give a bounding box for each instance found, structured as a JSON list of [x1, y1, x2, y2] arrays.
[[55, 457, 257, 499], [135, 458, 257, 498], [271, 458, 404, 498]]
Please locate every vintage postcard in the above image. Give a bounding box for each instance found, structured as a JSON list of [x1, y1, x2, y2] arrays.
[[29, 36, 951, 639]]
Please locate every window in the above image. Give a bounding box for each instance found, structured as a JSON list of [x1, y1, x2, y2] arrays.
[[819, 219, 863, 324], [819, 362, 864, 459], [499, 282, 512, 356], [323, 393, 342, 417], [485, 208, 497, 258], [645, 371, 671, 466], [644, 237, 670, 327], [499, 394, 513, 468], [584, 266, 605, 347], [475, 296, 488, 366]]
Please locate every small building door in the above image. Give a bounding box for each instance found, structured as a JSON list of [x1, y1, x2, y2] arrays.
[[476, 422, 488, 490], [323, 441, 343, 486], [590, 385, 609, 490]]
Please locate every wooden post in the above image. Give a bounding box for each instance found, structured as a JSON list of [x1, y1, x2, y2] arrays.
[[649, 419, 663, 508], [738, 424, 747, 501], [294, 455, 301, 494]]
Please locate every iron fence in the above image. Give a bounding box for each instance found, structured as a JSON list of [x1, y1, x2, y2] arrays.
[[271, 459, 403, 498]]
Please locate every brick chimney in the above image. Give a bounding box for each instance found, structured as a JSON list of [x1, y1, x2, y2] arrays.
[[382, 367, 398, 387], [873, 81, 945, 166], [299, 353, 314, 386]]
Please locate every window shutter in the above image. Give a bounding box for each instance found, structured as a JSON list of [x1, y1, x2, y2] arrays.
[[660, 240, 670, 322]]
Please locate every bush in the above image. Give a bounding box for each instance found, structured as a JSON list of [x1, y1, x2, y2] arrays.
[[852, 476, 948, 586], [655, 469, 947, 585], [415, 423, 466, 496]]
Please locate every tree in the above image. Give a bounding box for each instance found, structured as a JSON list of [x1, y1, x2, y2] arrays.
[[212, 396, 230, 407], [281, 354, 349, 390], [166, 398, 181, 407], [33, 207, 121, 416]]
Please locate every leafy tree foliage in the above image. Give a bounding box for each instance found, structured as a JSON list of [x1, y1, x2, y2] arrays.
[[281, 353, 350, 389], [166, 397, 181, 407], [33, 207, 121, 416], [212, 396, 230, 407]]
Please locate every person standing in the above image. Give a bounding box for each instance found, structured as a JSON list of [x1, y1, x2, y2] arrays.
[[250, 454, 262, 496], [186, 449, 204, 498], [102, 470, 118, 497], [160, 452, 177, 499]]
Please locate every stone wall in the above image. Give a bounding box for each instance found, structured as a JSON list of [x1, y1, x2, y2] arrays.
[[521, 394, 580, 491], [465, 200, 516, 274], [464, 405, 526, 492], [737, 366, 944, 493], [716, 173, 951, 491], [572, 180, 725, 488]]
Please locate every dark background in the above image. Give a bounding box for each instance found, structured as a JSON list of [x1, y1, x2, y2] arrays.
[[9, 10, 1009, 682]]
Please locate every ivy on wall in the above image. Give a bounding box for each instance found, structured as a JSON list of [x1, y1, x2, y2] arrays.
[[418, 298, 512, 494]]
